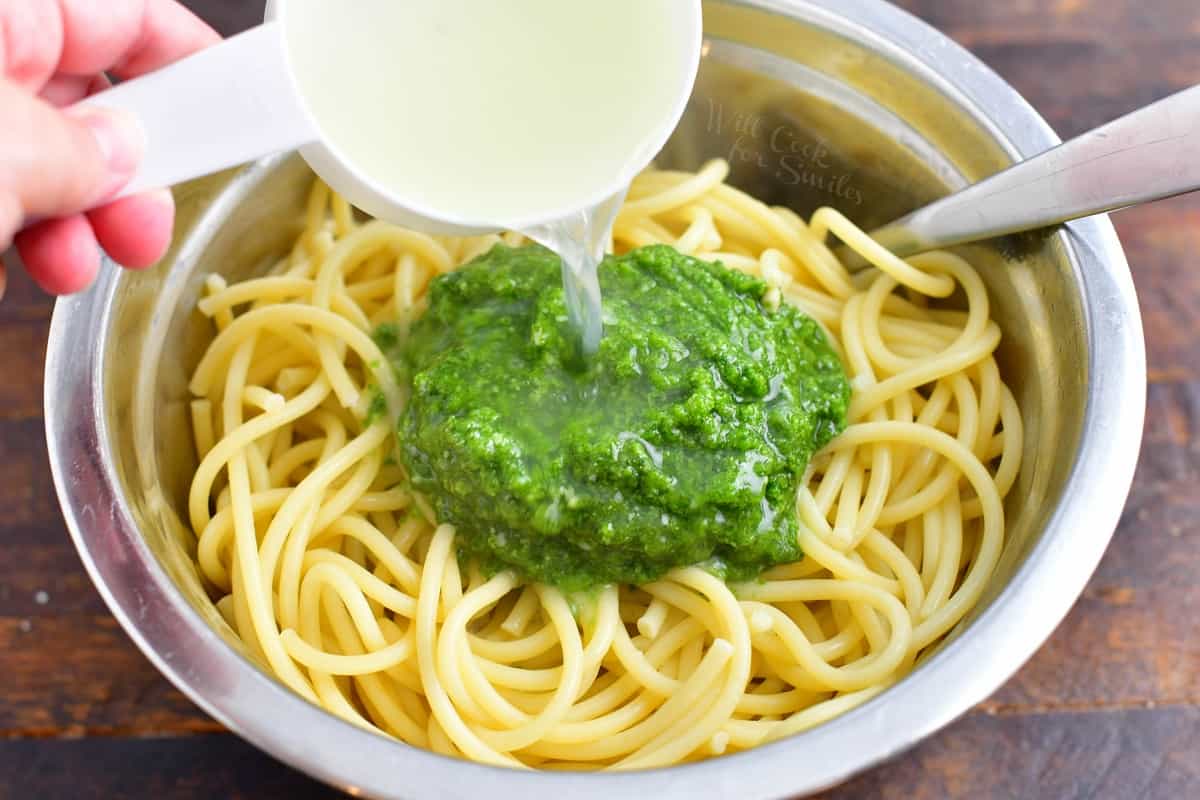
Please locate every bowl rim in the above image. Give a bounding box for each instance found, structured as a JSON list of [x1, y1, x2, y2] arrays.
[[44, 0, 1146, 797]]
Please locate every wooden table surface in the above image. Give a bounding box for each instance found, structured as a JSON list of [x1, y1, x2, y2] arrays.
[[2, 1, 1198, 798]]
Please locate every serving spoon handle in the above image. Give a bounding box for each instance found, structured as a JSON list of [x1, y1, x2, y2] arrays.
[[867, 84, 1200, 258]]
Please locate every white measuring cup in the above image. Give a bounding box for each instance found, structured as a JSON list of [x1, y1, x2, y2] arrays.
[[70, 0, 703, 236]]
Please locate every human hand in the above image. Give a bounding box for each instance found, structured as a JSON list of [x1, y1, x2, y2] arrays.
[[0, 0, 219, 300]]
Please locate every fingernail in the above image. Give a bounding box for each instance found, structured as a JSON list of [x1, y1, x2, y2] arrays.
[[70, 107, 147, 201], [143, 187, 175, 209]]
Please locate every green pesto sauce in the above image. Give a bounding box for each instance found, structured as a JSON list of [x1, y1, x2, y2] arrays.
[[364, 385, 388, 426], [386, 244, 850, 591]]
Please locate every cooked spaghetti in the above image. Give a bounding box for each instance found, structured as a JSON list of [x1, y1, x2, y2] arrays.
[[186, 159, 1021, 768]]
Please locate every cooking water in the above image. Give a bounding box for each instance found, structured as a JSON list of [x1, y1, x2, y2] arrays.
[[282, 0, 700, 355], [520, 191, 627, 355]]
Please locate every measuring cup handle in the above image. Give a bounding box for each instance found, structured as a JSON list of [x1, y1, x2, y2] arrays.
[[78, 20, 316, 201]]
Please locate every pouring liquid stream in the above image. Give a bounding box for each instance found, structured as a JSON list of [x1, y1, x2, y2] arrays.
[[279, 0, 697, 358], [521, 190, 627, 356]]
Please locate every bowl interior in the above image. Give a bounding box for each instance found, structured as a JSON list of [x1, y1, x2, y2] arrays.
[[99, 0, 1086, 776]]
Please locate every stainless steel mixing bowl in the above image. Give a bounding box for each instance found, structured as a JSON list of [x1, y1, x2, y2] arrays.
[[44, 1, 1146, 797]]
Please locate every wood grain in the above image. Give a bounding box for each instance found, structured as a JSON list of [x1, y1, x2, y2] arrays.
[[1, 0, 1197, 798], [0, 319, 47, 419], [822, 705, 1200, 800], [0, 734, 332, 800], [1, 707, 1197, 800], [0, 420, 60, 529], [899, 0, 1200, 47], [893, 0, 1200, 137], [0, 255, 56, 321], [1116, 198, 1200, 381]]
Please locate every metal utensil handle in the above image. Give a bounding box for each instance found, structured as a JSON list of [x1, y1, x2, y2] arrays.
[[871, 84, 1200, 257]]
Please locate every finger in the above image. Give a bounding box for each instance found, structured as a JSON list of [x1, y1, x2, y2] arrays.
[[0, 0, 65, 89], [1, 1, 219, 93], [13, 214, 101, 295], [39, 73, 111, 108], [0, 78, 144, 223], [0, 254, 7, 302], [56, 0, 220, 79], [87, 189, 174, 269], [38, 73, 91, 106]]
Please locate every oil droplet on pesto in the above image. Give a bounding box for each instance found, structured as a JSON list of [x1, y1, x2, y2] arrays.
[[384, 244, 850, 591]]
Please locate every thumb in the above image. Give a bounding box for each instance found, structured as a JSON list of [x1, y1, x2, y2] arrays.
[[0, 77, 144, 246]]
